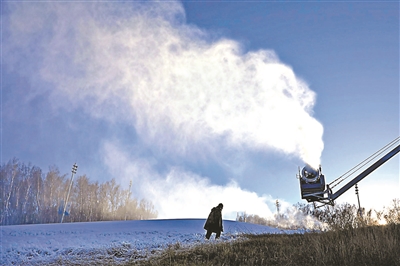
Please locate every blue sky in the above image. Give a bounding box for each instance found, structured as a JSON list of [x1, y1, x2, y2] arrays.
[[2, 1, 399, 219]]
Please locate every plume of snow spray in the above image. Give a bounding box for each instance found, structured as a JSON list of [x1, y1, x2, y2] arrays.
[[4, 1, 324, 223], [4, 1, 323, 166]]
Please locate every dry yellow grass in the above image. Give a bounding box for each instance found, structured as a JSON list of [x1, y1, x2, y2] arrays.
[[130, 224, 400, 266]]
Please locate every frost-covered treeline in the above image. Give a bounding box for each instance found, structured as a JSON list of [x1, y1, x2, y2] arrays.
[[0, 158, 157, 225]]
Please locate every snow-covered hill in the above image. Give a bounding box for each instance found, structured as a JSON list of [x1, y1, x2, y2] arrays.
[[1, 219, 300, 265]]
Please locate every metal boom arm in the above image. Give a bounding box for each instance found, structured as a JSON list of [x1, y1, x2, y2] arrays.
[[330, 144, 400, 201]]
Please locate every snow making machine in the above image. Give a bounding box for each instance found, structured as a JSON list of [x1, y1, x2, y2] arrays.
[[298, 165, 326, 203], [297, 137, 400, 206]]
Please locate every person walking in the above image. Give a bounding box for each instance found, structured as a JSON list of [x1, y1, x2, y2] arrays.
[[204, 203, 223, 239]]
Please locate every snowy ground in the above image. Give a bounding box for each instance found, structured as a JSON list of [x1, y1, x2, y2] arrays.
[[1, 219, 300, 265]]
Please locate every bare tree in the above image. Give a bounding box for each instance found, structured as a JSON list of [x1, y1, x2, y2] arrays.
[[1, 158, 19, 225], [383, 198, 400, 224], [41, 167, 67, 223]]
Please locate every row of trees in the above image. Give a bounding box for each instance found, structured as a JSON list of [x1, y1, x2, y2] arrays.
[[1, 158, 157, 226], [236, 199, 400, 230]]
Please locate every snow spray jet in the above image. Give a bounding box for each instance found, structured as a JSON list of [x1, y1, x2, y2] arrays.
[[4, 1, 324, 167], [4, 1, 324, 220]]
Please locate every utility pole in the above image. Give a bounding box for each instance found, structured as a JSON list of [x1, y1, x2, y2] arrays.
[[61, 163, 78, 223], [355, 183, 362, 217], [276, 199, 280, 216]]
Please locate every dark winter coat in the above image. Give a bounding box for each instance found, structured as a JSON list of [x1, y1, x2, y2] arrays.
[[204, 207, 223, 232]]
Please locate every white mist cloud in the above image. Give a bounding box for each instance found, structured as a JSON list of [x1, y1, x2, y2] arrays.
[[102, 141, 275, 219], [4, 1, 325, 221], [4, 1, 323, 166], [276, 206, 327, 230]]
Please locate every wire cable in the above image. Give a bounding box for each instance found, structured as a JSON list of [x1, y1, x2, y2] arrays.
[[329, 136, 400, 189]]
